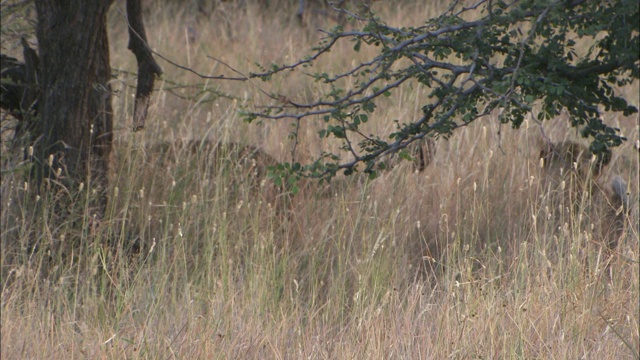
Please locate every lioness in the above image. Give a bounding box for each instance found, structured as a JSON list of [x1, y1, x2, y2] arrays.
[[539, 141, 629, 251]]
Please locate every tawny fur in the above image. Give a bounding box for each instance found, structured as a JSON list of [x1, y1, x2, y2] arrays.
[[149, 139, 283, 207], [381, 137, 437, 173], [539, 141, 629, 252], [144, 137, 440, 215]]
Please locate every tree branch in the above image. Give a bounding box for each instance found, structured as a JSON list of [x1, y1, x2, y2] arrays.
[[126, 0, 162, 131]]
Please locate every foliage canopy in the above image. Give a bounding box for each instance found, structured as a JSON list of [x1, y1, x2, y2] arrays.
[[245, 0, 639, 182]]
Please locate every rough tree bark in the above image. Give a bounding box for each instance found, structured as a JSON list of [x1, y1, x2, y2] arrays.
[[28, 0, 160, 219], [34, 0, 115, 203]]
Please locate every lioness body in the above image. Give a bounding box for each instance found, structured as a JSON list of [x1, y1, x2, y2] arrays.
[[539, 141, 629, 251]]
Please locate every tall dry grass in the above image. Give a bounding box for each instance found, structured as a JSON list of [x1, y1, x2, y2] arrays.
[[1, 1, 639, 358]]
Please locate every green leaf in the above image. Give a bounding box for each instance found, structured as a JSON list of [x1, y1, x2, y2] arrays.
[[353, 39, 362, 52], [354, 114, 368, 124]]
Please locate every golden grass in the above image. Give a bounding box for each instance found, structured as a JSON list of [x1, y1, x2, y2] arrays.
[[2, 1, 639, 358]]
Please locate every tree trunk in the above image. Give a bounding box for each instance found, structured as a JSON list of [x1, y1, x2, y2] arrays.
[[34, 0, 114, 207]]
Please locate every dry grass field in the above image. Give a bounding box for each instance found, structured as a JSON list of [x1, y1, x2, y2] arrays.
[[1, 1, 639, 358]]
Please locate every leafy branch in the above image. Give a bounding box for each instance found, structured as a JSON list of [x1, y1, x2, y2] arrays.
[[242, 0, 639, 180]]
